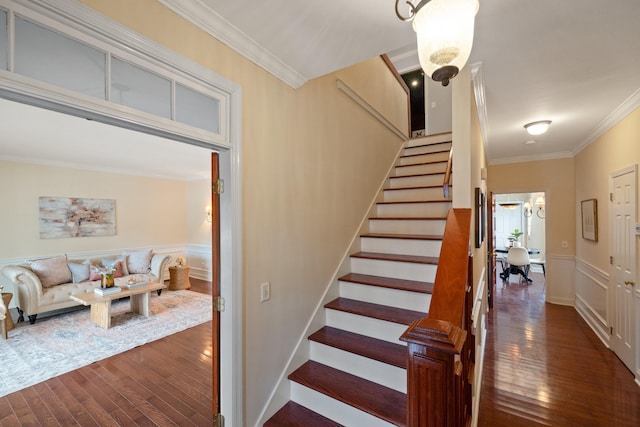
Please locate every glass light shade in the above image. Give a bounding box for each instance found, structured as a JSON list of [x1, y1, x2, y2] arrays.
[[525, 120, 552, 135], [535, 196, 545, 207], [413, 0, 479, 85]]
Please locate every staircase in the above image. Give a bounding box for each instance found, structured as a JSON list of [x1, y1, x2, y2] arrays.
[[265, 133, 453, 426]]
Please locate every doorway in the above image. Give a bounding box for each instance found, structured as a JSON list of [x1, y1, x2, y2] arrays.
[[492, 192, 546, 289]]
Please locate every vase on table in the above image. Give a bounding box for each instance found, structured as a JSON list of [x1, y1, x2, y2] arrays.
[[101, 273, 115, 288]]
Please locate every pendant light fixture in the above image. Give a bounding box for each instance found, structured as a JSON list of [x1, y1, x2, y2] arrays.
[[396, 0, 480, 86]]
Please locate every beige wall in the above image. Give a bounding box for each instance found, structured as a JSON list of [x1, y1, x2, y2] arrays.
[[79, 1, 408, 424], [488, 157, 576, 303], [0, 160, 187, 260], [575, 107, 640, 270]]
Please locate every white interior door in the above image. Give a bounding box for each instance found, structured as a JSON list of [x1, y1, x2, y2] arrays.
[[610, 167, 637, 373]]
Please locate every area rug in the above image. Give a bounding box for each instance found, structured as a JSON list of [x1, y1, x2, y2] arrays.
[[0, 290, 212, 397]]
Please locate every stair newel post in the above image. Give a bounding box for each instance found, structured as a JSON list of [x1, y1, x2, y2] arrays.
[[401, 208, 472, 426], [400, 317, 466, 427]]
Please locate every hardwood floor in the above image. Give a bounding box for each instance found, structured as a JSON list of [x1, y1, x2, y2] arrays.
[[0, 278, 213, 426], [479, 271, 640, 426]]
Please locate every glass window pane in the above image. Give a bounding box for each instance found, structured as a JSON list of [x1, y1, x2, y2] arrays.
[[111, 57, 171, 119], [14, 16, 105, 98], [0, 10, 7, 70], [175, 84, 220, 133]]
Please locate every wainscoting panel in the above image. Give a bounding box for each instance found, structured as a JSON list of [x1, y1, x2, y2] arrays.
[[575, 257, 610, 347], [187, 244, 213, 280], [546, 255, 576, 306]]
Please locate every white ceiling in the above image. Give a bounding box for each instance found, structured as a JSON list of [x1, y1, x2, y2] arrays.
[[0, 99, 213, 180], [3, 0, 640, 176], [163, 0, 640, 164]]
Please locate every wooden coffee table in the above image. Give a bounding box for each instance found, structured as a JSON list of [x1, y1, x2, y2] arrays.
[[70, 282, 166, 329]]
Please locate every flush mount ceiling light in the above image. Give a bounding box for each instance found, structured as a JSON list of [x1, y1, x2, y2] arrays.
[[524, 120, 552, 136], [396, 0, 479, 87]]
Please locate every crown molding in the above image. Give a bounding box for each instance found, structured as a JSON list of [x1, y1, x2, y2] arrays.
[[488, 150, 574, 166], [157, 0, 307, 89], [572, 87, 640, 156]]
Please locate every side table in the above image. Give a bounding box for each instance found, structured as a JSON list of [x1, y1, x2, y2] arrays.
[[2, 292, 15, 332], [168, 265, 191, 290]]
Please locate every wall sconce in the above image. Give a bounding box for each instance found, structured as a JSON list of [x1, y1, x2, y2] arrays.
[[535, 196, 545, 218], [206, 206, 212, 223], [523, 202, 532, 217], [395, 0, 479, 87]]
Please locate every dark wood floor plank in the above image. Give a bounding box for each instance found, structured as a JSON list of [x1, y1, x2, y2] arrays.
[[478, 272, 640, 426], [0, 278, 213, 426]]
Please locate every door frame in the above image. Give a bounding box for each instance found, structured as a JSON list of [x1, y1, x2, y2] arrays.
[[0, 1, 244, 423]]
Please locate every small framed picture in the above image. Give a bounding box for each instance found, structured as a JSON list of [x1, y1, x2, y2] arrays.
[[581, 199, 598, 241]]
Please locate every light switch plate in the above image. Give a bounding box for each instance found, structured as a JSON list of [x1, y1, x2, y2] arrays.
[[260, 282, 271, 302]]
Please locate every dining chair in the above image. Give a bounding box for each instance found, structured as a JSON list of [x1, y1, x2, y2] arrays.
[[501, 247, 532, 283], [530, 256, 546, 277]]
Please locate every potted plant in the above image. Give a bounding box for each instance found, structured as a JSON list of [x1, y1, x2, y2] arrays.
[[508, 229, 524, 247]]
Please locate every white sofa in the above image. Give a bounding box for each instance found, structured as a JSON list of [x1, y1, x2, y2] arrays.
[[1, 250, 172, 324]]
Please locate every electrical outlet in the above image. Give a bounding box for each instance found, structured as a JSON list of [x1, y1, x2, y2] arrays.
[[260, 282, 271, 302]]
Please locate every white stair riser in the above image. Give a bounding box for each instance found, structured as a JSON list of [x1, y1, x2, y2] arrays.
[[350, 257, 437, 282], [398, 151, 449, 166], [325, 309, 410, 344], [389, 174, 444, 188], [406, 134, 452, 148], [291, 383, 396, 427], [310, 342, 407, 393], [377, 202, 451, 218], [394, 163, 447, 177], [383, 186, 450, 202], [360, 237, 442, 257], [369, 219, 446, 235], [339, 281, 431, 312]]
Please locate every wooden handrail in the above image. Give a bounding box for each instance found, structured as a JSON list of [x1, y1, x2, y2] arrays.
[[401, 208, 472, 427], [443, 147, 453, 198]]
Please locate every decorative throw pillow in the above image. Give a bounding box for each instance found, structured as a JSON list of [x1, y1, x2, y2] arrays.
[[102, 256, 129, 276], [88, 263, 103, 281], [124, 249, 153, 274], [29, 255, 72, 288], [67, 261, 90, 283]]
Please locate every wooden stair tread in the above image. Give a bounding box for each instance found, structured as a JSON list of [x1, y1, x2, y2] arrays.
[[288, 361, 407, 426], [369, 216, 447, 221], [339, 272, 434, 294], [390, 172, 445, 179], [352, 251, 438, 265], [396, 160, 448, 168], [384, 184, 452, 191], [264, 401, 343, 427], [400, 148, 450, 158], [377, 200, 451, 205], [325, 297, 426, 325], [361, 233, 443, 241], [309, 326, 408, 369], [407, 139, 452, 149]]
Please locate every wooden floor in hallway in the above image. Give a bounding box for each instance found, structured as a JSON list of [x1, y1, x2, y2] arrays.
[[478, 269, 640, 426]]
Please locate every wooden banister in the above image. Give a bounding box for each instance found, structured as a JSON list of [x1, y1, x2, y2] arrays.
[[443, 147, 453, 198], [401, 208, 473, 427]]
